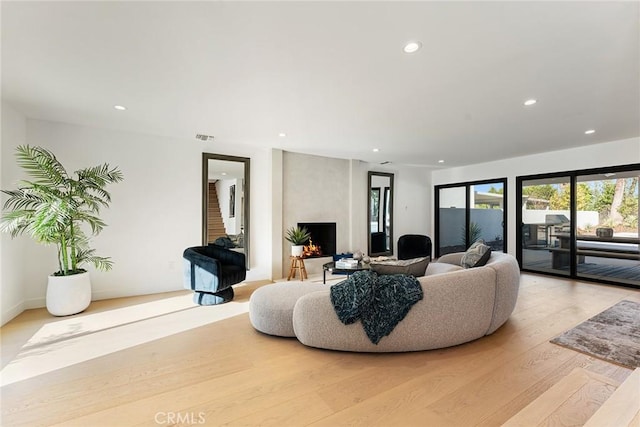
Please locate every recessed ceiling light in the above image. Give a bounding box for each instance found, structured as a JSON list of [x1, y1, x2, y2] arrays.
[[438, 160, 445, 163], [403, 41, 422, 54], [523, 99, 537, 106], [221, 172, 227, 176], [373, 148, 380, 152], [278, 132, 287, 137], [585, 129, 596, 135], [114, 105, 127, 111]]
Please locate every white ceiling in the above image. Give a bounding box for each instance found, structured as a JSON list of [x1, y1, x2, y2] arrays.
[[2, 1, 639, 168]]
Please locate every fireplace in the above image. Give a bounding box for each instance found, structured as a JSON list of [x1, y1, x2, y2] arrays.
[[297, 222, 336, 258]]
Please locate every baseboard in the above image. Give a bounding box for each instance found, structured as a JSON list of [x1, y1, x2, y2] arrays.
[[4, 284, 203, 324], [24, 296, 46, 310], [91, 285, 184, 302], [1, 301, 26, 326]]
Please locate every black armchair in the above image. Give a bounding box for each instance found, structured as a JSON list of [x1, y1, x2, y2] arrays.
[[183, 245, 246, 305], [397, 234, 432, 260]]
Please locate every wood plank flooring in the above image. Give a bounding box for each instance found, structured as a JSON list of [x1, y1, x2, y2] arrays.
[[503, 367, 621, 427], [584, 368, 640, 427], [1, 273, 639, 426]]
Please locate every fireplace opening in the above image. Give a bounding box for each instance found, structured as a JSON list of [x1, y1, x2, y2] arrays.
[[297, 222, 336, 258]]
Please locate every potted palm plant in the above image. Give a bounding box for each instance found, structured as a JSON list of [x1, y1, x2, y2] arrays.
[[1, 145, 124, 316], [285, 225, 311, 257]]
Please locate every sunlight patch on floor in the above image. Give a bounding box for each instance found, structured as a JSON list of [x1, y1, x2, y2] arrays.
[[20, 294, 196, 350], [0, 300, 250, 386]]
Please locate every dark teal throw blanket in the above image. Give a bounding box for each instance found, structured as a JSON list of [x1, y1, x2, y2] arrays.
[[330, 271, 423, 344]]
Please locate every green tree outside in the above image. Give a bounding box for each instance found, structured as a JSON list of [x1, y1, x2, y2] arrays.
[[523, 178, 638, 230]]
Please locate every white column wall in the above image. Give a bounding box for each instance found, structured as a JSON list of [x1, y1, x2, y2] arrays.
[[281, 152, 351, 276], [270, 149, 284, 279], [393, 166, 433, 253], [349, 159, 368, 255]]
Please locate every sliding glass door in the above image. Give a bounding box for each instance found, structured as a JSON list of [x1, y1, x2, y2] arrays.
[[470, 181, 505, 253], [436, 179, 507, 257], [517, 164, 639, 287], [519, 175, 572, 276], [437, 186, 467, 256], [574, 171, 639, 286]]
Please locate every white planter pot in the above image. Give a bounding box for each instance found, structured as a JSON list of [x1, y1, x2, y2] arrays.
[[46, 271, 92, 316], [291, 245, 304, 257]]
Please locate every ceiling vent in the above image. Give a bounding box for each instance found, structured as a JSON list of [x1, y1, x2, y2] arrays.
[[195, 134, 215, 142], [380, 161, 391, 165]]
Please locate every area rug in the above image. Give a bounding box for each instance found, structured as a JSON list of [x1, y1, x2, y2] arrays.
[[550, 300, 640, 369]]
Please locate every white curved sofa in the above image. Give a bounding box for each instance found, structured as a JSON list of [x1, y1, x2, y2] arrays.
[[249, 252, 520, 352]]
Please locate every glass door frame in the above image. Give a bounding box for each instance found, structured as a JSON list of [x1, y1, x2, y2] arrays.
[[434, 177, 508, 258], [516, 172, 575, 276], [516, 163, 640, 288]]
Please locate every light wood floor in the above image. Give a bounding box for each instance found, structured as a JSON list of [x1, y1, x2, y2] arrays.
[[1, 273, 639, 426]]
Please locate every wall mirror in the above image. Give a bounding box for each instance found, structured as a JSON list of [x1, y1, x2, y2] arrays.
[[368, 171, 394, 256], [202, 153, 250, 269]]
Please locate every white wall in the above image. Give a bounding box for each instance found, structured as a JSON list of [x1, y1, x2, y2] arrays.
[[1, 119, 273, 314], [348, 159, 368, 257], [270, 149, 284, 279], [432, 137, 640, 255], [5, 115, 631, 320], [1, 102, 28, 325], [2, 120, 433, 319], [385, 165, 432, 254], [351, 163, 434, 257]]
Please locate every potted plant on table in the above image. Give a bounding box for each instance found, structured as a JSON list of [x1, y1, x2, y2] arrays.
[[1, 145, 124, 316], [285, 225, 311, 257]]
